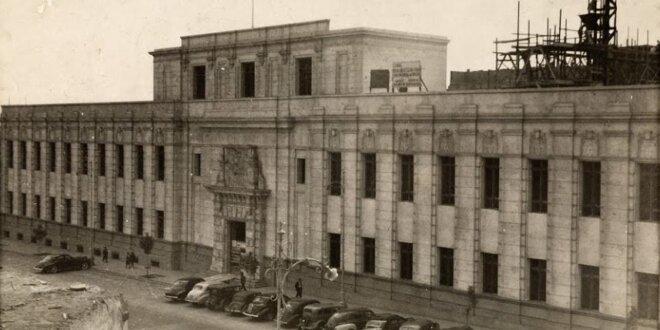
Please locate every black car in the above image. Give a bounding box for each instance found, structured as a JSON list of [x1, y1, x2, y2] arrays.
[[224, 290, 261, 314], [363, 313, 408, 330], [242, 292, 290, 320], [33, 254, 93, 273], [398, 319, 440, 330], [299, 302, 345, 330], [324, 307, 374, 330], [279, 298, 320, 327], [164, 277, 205, 301], [206, 282, 242, 311]]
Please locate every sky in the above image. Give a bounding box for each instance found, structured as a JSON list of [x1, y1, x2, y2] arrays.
[[1, 0, 658, 105]]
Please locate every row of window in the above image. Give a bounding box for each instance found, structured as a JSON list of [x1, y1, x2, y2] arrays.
[[5, 141, 167, 181], [191, 57, 313, 100], [304, 153, 660, 222], [4, 191, 165, 239], [328, 233, 658, 319]]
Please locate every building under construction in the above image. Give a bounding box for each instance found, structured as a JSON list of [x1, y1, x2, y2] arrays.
[[450, 0, 659, 90]]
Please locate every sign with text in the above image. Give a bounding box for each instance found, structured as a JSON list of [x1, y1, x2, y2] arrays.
[[392, 61, 422, 89]]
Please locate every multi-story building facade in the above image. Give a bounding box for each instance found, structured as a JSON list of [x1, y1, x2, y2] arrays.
[[1, 20, 658, 329]]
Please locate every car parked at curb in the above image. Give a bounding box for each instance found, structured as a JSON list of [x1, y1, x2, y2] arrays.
[[325, 307, 374, 330], [184, 274, 240, 306], [398, 319, 440, 330], [362, 313, 408, 330], [278, 298, 320, 327], [206, 282, 242, 311], [224, 290, 261, 314], [164, 277, 205, 301], [299, 302, 346, 330], [242, 292, 290, 320], [33, 254, 93, 274]]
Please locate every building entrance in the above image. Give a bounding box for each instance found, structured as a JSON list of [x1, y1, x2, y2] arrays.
[[228, 221, 246, 273]]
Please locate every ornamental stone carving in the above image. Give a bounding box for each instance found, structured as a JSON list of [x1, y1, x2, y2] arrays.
[[530, 130, 547, 156], [361, 129, 376, 150], [398, 129, 413, 152], [217, 146, 267, 190], [437, 129, 454, 154], [481, 130, 499, 155], [154, 128, 164, 144], [638, 131, 658, 159], [328, 128, 340, 149], [581, 130, 599, 158]]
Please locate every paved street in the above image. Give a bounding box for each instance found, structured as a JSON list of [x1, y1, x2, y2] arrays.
[[1, 249, 276, 330]]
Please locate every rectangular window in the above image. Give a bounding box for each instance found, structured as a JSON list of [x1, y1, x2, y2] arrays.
[[399, 242, 414, 280], [241, 62, 255, 98], [97, 144, 106, 176], [637, 272, 659, 320], [363, 153, 376, 199], [135, 145, 144, 179], [7, 191, 13, 214], [116, 205, 124, 233], [19, 141, 27, 169], [48, 142, 56, 172], [156, 210, 165, 239], [362, 237, 375, 274], [34, 195, 41, 219], [115, 144, 124, 178], [20, 193, 27, 216], [48, 197, 56, 221], [483, 158, 500, 209], [81, 201, 88, 227], [193, 153, 202, 176], [482, 253, 498, 294], [98, 203, 106, 230], [296, 57, 312, 96], [156, 146, 165, 181], [580, 265, 599, 310], [296, 158, 306, 184], [64, 198, 71, 224], [529, 259, 547, 301], [530, 159, 549, 213], [80, 143, 88, 175], [639, 164, 660, 222], [192, 65, 206, 100], [33, 142, 41, 171], [136, 208, 144, 236], [438, 247, 454, 287], [439, 156, 455, 205], [6, 141, 13, 169], [329, 152, 342, 196], [581, 162, 601, 217], [329, 233, 341, 268], [400, 155, 414, 202], [63, 143, 72, 174]]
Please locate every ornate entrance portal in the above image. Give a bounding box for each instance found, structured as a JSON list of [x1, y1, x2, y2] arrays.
[[204, 146, 269, 279]]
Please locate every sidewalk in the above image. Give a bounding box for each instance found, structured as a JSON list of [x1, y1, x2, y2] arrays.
[[1, 237, 481, 329]]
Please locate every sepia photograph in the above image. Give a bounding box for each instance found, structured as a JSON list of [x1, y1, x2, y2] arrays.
[[1, 0, 659, 329]]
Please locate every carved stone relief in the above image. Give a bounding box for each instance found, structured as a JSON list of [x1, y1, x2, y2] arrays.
[[361, 129, 375, 150], [437, 129, 454, 154], [581, 130, 599, 158], [481, 130, 499, 154], [638, 131, 658, 159], [530, 130, 547, 156], [398, 129, 413, 152], [328, 128, 340, 149]]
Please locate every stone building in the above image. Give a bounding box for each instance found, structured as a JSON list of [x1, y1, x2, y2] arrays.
[[1, 20, 659, 329]]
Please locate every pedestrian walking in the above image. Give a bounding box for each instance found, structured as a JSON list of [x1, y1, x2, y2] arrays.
[[240, 271, 247, 291], [294, 278, 303, 298], [102, 247, 108, 263], [130, 252, 138, 268], [125, 252, 131, 269]]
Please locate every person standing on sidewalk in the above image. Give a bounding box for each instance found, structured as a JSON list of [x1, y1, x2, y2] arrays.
[[240, 271, 247, 291], [102, 247, 108, 263], [125, 252, 132, 269], [294, 278, 303, 298]]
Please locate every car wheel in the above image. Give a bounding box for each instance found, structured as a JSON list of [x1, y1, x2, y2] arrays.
[[266, 309, 275, 321], [80, 262, 89, 270], [48, 266, 58, 274]]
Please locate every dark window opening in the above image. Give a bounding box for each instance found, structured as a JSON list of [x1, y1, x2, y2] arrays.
[[193, 65, 206, 100], [530, 160, 549, 213], [97, 144, 106, 176], [193, 153, 202, 176], [116, 205, 124, 233], [63, 143, 72, 174], [329, 233, 341, 268], [529, 259, 547, 301], [34, 195, 41, 219], [17, 232, 23, 240], [3, 231, 9, 238], [81, 201, 88, 227], [156, 146, 165, 181], [48, 142, 56, 172], [329, 152, 342, 196], [111, 251, 119, 260], [76, 245, 84, 253], [241, 62, 255, 98], [136, 208, 144, 236], [399, 242, 414, 280], [33, 142, 41, 171], [64, 198, 72, 224], [439, 156, 455, 205], [116, 145, 124, 178], [45, 238, 52, 246], [19, 141, 27, 169], [20, 193, 27, 216], [60, 241, 68, 250], [581, 162, 601, 217], [296, 158, 306, 184], [80, 143, 88, 175], [6, 141, 13, 169], [483, 158, 500, 209], [156, 210, 165, 239], [135, 145, 144, 179], [7, 191, 13, 214], [98, 203, 106, 230], [296, 57, 312, 95], [482, 253, 498, 294], [363, 153, 376, 199], [151, 260, 160, 268], [362, 237, 375, 274], [637, 272, 659, 320], [48, 197, 56, 221], [639, 164, 660, 222], [400, 155, 414, 201], [30, 235, 37, 243], [439, 247, 454, 287], [580, 265, 599, 310], [93, 248, 101, 256]]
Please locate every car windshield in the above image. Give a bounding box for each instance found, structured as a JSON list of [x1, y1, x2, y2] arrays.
[[252, 296, 272, 303], [192, 283, 205, 290], [365, 320, 387, 328], [173, 280, 187, 287], [40, 255, 57, 262], [285, 300, 305, 310], [400, 326, 422, 330]]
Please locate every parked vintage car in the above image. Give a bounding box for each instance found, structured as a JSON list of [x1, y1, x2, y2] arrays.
[[278, 298, 320, 327], [33, 254, 93, 273], [298, 302, 346, 330], [224, 290, 261, 314], [398, 319, 440, 330], [164, 277, 205, 301], [242, 292, 290, 320], [184, 274, 240, 306], [362, 313, 408, 330], [205, 282, 242, 311], [325, 307, 374, 330]]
